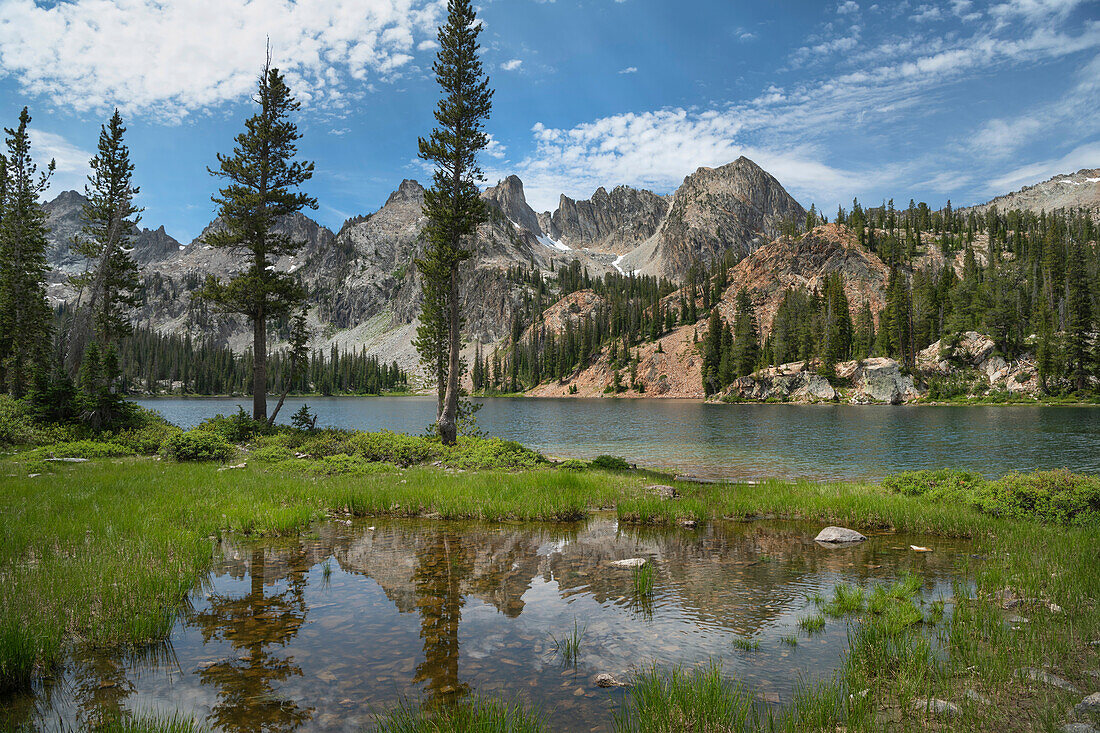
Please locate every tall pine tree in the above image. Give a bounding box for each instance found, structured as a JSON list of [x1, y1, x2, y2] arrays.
[[202, 56, 316, 421], [416, 0, 494, 445], [67, 109, 141, 376], [0, 108, 55, 397]]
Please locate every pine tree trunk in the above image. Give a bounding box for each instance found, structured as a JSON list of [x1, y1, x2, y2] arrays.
[[438, 269, 461, 446], [254, 308, 267, 421]]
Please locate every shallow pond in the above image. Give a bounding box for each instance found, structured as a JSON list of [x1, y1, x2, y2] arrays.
[[7, 518, 975, 732], [135, 396, 1100, 481]]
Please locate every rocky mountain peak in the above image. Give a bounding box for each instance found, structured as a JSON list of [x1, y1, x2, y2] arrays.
[[386, 179, 426, 207], [623, 156, 806, 280], [967, 167, 1100, 215], [483, 175, 542, 236], [543, 184, 669, 255]]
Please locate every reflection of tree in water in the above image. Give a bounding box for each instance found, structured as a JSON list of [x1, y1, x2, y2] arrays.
[[412, 531, 472, 705], [189, 546, 313, 732], [71, 648, 135, 728]]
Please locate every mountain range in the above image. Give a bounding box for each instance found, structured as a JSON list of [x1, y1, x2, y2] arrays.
[[41, 160, 1100, 383]]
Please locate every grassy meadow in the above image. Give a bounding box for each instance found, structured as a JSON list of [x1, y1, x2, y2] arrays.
[[0, 401, 1098, 731]]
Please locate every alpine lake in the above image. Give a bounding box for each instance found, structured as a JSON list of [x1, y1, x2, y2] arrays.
[[7, 397, 1100, 731]]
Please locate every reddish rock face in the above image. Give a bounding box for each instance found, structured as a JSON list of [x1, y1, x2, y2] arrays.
[[694, 223, 889, 339]]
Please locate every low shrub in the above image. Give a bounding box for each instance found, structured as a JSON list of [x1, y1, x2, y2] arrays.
[[882, 468, 1100, 525], [881, 469, 984, 500], [590, 454, 630, 471], [558, 459, 587, 471], [296, 454, 399, 476], [194, 407, 274, 443], [444, 438, 545, 470], [975, 469, 1100, 525], [347, 430, 438, 465], [104, 411, 182, 455], [35, 440, 135, 459], [250, 445, 296, 463], [163, 430, 235, 462]]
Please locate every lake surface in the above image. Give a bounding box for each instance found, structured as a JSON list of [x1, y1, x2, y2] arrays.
[[3, 517, 973, 732], [136, 396, 1100, 481]]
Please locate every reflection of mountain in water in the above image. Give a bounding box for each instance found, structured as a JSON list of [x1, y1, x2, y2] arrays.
[[7, 518, 970, 732]]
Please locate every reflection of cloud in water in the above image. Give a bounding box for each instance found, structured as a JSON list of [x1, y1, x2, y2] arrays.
[[15, 518, 971, 732]]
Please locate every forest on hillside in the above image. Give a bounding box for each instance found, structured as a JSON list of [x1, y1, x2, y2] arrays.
[[479, 203, 1100, 399]]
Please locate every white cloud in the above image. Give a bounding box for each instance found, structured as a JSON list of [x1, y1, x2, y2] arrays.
[[837, 1, 860, 14], [28, 128, 92, 195], [986, 141, 1100, 194], [968, 52, 1100, 157], [501, 58, 523, 71], [495, 0, 1100, 214], [618, 66, 638, 74], [0, 0, 446, 122], [489, 111, 883, 213]]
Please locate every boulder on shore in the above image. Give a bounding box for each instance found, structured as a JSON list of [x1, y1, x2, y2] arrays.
[[814, 526, 867, 544], [841, 357, 919, 404]]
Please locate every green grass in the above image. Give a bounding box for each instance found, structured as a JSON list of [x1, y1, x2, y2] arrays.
[[631, 562, 655, 597], [371, 695, 547, 733], [822, 583, 865, 617], [613, 664, 761, 732], [797, 614, 826, 634], [732, 637, 760, 652], [549, 618, 587, 666], [1, 450, 1099, 732]]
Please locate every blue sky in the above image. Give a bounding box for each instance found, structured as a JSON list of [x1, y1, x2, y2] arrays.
[[0, 0, 1097, 243]]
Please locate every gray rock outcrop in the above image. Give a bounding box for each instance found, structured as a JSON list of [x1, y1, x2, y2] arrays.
[[814, 527, 867, 544]]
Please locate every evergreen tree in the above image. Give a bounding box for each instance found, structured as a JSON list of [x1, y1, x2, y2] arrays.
[[0, 108, 55, 397], [416, 0, 493, 445], [701, 309, 723, 395], [67, 110, 141, 375], [1064, 239, 1092, 391], [853, 302, 875, 360], [201, 57, 316, 421], [267, 308, 311, 425], [731, 289, 760, 377]]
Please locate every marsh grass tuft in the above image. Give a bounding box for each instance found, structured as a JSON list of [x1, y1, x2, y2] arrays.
[[731, 637, 760, 652], [823, 583, 865, 617], [631, 563, 654, 597], [798, 615, 826, 634], [613, 663, 761, 732], [372, 695, 547, 733], [550, 618, 587, 666]]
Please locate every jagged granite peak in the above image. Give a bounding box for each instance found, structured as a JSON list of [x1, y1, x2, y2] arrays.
[[42, 189, 183, 273], [482, 175, 543, 236], [967, 168, 1100, 214], [386, 179, 426, 206], [623, 156, 807, 280], [543, 184, 669, 254]]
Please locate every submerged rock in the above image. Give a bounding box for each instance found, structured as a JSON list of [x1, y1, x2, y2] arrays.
[[594, 673, 630, 688], [1015, 668, 1081, 693], [813, 526, 867, 544], [610, 558, 647, 568], [911, 698, 959, 717]]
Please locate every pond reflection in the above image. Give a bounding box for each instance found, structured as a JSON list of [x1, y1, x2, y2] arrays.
[[190, 546, 313, 731], [7, 517, 974, 732]]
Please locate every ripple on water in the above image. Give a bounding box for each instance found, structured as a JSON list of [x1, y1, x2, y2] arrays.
[[6, 517, 974, 732]]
